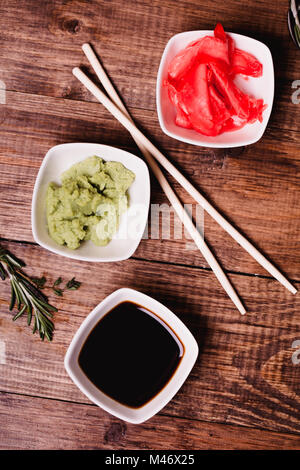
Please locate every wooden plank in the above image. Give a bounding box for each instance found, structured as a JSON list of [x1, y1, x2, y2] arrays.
[[0, 91, 299, 279], [1, 391, 299, 450], [0, 0, 300, 119], [1, 0, 299, 452], [0, 241, 299, 435]]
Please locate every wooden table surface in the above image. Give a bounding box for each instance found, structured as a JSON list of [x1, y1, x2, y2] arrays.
[[0, 0, 300, 450]]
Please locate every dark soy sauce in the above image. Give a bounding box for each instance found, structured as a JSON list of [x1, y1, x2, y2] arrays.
[[78, 301, 184, 408]]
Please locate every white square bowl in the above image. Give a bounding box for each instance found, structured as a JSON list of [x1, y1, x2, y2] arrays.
[[156, 30, 274, 148], [31, 143, 150, 262], [64, 288, 199, 424]]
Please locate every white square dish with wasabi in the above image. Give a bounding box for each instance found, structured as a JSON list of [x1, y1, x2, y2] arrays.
[[31, 143, 150, 262]]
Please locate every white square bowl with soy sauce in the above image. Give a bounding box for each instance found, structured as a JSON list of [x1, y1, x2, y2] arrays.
[[64, 288, 199, 424]]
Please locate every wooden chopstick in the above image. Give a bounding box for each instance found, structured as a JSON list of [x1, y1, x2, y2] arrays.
[[79, 44, 246, 315], [73, 47, 297, 297]]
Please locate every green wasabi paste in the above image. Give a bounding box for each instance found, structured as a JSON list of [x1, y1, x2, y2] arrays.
[[46, 155, 135, 250]]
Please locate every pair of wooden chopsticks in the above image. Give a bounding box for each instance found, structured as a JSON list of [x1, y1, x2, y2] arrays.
[[73, 43, 297, 314]]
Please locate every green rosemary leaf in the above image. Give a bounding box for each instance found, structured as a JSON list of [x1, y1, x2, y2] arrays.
[[295, 24, 300, 46], [35, 298, 57, 312], [32, 300, 54, 318], [27, 307, 32, 326], [44, 330, 52, 342], [12, 305, 27, 321], [39, 315, 54, 331], [66, 277, 81, 291], [9, 283, 16, 311], [5, 253, 26, 269], [31, 276, 47, 289], [0, 262, 7, 280], [35, 314, 41, 332], [11, 278, 22, 310], [53, 277, 63, 287], [53, 288, 63, 297], [32, 319, 37, 335]]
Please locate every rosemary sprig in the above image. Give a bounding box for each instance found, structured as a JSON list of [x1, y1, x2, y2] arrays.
[[0, 246, 57, 341]]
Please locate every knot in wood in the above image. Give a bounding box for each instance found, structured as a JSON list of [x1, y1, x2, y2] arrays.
[[104, 422, 127, 443]]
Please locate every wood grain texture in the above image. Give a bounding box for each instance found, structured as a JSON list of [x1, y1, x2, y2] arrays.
[[0, 241, 299, 436], [1, 0, 300, 112], [0, 0, 300, 450], [0, 91, 299, 280], [1, 391, 299, 450]]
